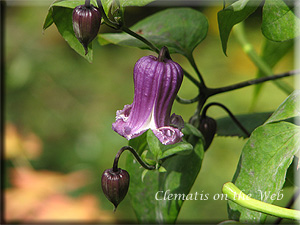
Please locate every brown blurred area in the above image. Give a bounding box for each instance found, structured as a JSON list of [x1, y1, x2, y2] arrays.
[[5, 123, 115, 223]]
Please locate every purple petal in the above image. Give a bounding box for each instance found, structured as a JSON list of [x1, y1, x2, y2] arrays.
[[154, 59, 183, 128], [170, 113, 185, 130], [112, 56, 162, 140], [152, 126, 183, 145]]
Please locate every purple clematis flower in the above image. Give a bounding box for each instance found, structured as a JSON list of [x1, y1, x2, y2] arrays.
[[112, 47, 184, 145]]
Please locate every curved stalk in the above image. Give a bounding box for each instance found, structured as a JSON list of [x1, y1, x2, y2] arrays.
[[113, 146, 156, 172], [176, 95, 199, 104], [223, 182, 300, 220], [202, 102, 250, 137]]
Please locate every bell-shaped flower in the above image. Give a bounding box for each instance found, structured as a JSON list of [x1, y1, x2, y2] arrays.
[[112, 47, 184, 145]]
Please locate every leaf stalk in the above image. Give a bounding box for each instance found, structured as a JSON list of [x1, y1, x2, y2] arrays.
[[223, 182, 300, 220]]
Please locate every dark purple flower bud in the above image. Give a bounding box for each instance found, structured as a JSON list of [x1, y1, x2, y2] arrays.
[[112, 47, 184, 145], [72, 4, 101, 55], [101, 168, 130, 211], [199, 116, 217, 150]]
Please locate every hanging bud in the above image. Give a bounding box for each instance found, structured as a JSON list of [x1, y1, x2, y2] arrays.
[[101, 168, 130, 211], [72, 3, 101, 55], [199, 116, 217, 150]]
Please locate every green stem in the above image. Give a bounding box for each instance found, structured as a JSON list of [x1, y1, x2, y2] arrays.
[[233, 22, 293, 94], [97, 2, 120, 29], [182, 68, 200, 86], [176, 95, 199, 104], [187, 53, 206, 88], [121, 27, 160, 54], [222, 182, 300, 220]]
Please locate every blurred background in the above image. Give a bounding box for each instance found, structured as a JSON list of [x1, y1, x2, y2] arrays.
[[3, 0, 297, 223]]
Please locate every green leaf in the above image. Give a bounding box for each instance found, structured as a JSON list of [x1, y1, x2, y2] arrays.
[[283, 156, 299, 188], [228, 92, 300, 222], [129, 131, 148, 155], [98, 8, 208, 56], [43, 7, 54, 30], [160, 141, 193, 159], [252, 39, 293, 107], [52, 6, 93, 62], [146, 130, 162, 159], [121, 0, 155, 7], [265, 90, 300, 124], [43, 0, 99, 31], [53, 0, 98, 9], [126, 137, 204, 223], [182, 122, 204, 139], [262, 0, 300, 41], [217, 0, 261, 55], [101, 0, 155, 16], [216, 112, 272, 138], [228, 122, 300, 223], [146, 129, 193, 160]]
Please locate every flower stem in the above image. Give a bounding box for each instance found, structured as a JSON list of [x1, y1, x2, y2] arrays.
[[202, 102, 250, 137], [223, 182, 300, 220], [121, 26, 160, 54], [113, 146, 156, 172], [96, 1, 120, 29], [187, 53, 206, 88], [176, 95, 199, 104], [85, 0, 90, 7], [158, 46, 171, 62], [182, 68, 200, 87]]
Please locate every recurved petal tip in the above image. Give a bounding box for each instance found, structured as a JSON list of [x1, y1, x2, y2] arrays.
[[170, 113, 185, 129], [152, 126, 183, 145]]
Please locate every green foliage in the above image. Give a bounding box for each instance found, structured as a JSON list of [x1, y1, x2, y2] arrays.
[[126, 128, 204, 223], [37, 1, 298, 223], [52, 7, 93, 62], [100, 0, 156, 16], [262, 0, 300, 41], [43, 0, 98, 30], [228, 91, 300, 223], [216, 112, 272, 138], [233, 22, 293, 95], [147, 130, 193, 160], [43, 0, 99, 62], [252, 39, 293, 107], [99, 8, 208, 57], [266, 90, 300, 123], [217, 0, 261, 55]]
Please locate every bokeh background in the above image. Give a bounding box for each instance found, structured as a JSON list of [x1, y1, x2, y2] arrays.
[[4, 0, 297, 223]]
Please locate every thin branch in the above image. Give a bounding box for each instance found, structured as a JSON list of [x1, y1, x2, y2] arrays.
[[176, 95, 199, 104], [202, 102, 250, 137], [121, 27, 160, 54], [182, 68, 200, 87], [208, 70, 300, 97], [187, 53, 206, 87], [113, 146, 156, 172]]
